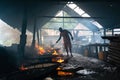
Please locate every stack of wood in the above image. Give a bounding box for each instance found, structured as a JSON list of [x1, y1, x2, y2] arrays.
[[102, 35, 120, 67]]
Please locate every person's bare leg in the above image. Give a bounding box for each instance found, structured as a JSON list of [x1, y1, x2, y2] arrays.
[[64, 43, 69, 56], [69, 43, 73, 57], [70, 48, 73, 57], [65, 46, 69, 56]]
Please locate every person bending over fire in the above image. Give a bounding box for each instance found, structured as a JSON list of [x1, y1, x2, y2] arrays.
[[56, 27, 73, 57]]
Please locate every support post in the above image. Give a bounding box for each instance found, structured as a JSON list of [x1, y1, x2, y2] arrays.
[[32, 18, 37, 47], [39, 28, 42, 45], [103, 28, 106, 51], [18, 7, 27, 60], [62, 11, 64, 29], [104, 28, 106, 44], [37, 27, 40, 45], [93, 32, 95, 43]]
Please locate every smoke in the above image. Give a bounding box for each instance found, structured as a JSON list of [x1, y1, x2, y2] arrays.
[[0, 19, 33, 74], [0, 19, 33, 46]]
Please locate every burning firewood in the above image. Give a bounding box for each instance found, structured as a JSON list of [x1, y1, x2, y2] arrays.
[[19, 65, 28, 71]]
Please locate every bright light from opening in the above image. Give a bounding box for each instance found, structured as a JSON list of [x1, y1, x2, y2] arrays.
[[114, 28, 120, 31], [114, 28, 120, 34], [56, 11, 63, 16], [0, 19, 33, 46], [81, 13, 90, 17], [92, 21, 103, 28], [56, 1, 103, 30], [67, 2, 103, 28], [0, 19, 20, 46], [74, 7, 85, 15], [67, 2, 77, 9]]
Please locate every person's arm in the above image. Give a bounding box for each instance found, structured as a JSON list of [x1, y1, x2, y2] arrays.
[[56, 34, 61, 43], [68, 31, 73, 40]]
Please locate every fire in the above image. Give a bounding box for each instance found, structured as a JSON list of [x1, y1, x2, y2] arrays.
[[56, 67, 62, 70], [20, 65, 28, 71], [57, 57, 64, 63], [52, 57, 64, 63], [57, 67, 73, 76], [52, 50, 58, 55], [35, 44, 46, 55], [58, 71, 73, 76]]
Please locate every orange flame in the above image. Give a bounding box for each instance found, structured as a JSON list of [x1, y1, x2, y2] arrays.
[[52, 57, 64, 63], [57, 67, 73, 76], [58, 71, 73, 76], [52, 50, 58, 55], [20, 65, 28, 71], [57, 57, 64, 63], [56, 67, 62, 70], [35, 44, 45, 55]]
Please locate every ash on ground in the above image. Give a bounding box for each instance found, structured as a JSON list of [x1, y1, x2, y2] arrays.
[[47, 53, 120, 80]]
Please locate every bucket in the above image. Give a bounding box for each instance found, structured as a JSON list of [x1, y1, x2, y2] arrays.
[[98, 51, 104, 60], [84, 49, 88, 57]]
